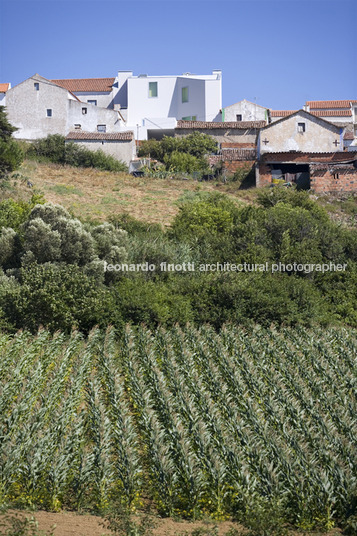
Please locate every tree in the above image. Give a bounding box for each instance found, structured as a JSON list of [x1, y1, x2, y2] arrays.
[[0, 107, 23, 180]]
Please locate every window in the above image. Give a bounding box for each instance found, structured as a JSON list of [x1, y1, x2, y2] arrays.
[[34, 83, 39, 90], [298, 122, 306, 133], [88, 100, 97, 106], [97, 124, 106, 132], [333, 173, 339, 180], [148, 81, 158, 98], [236, 114, 242, 121], [74, 124, 81, 130], [82, 107, 87, 115], [182, 87, 189, 103], [46, 109, 52, 117], [182, 116, 197, 121]]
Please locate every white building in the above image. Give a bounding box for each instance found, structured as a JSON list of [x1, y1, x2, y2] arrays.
[[5, 74, 125, 140], [222, 99, 269, 123], [53, 70, 223, 140]]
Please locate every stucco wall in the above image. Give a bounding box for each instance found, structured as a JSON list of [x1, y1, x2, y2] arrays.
[[224, 100, 267, 122], [126, 73, 222, 131], [70, 91, 113, 109], [7, 75, 70, 139], [6, 75, 124, 139], [66, 139, 135, 165], [67, 100, 123, 133], [259, 113, 342, 154], [175, 127, 258, 144]]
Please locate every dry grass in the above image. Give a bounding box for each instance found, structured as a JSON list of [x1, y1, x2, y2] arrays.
[[12, 161, 254, 225]]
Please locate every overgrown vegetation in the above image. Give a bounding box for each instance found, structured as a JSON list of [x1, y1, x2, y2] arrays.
[[0, 187, 356, 333], [25, 134, 128, 172], [0, 107, 23, 183], [138, 132, 218, 177]]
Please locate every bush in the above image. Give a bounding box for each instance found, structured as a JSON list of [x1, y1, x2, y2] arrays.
[[29, 134, 128, 172], [0, 107, 23, 181], [6, 262, 121, 333], [137, 132, 217, 175], [171, 193, 240, 239]]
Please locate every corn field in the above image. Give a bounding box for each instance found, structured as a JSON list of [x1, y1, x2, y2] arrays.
[[0, 325, 356, 529]]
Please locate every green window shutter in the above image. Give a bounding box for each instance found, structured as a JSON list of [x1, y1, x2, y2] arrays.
[[182, 87, 189, 103]]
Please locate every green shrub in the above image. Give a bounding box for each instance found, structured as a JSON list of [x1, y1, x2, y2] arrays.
[[29, 134, 128, 172]]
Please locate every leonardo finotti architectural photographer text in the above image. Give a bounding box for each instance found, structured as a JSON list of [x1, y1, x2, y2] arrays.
[[104, 261, 348, 274]]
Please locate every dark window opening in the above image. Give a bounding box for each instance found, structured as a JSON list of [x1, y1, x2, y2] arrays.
[[236, 114, 242, 121], [46, 109, 52, 117], [298, 122, 306, 133], [88, 100, 97, 106], [74, 124, 81, 130], [97, 124, 106, 132], [333, 173, 339, 180], [34, 83, 39, 90], [82, 107, 87, 114]]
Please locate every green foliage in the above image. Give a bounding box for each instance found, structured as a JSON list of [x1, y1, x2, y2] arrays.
[[0, 325, 356, 529], [138, 132, 217, 176], [164, 151, 209, 175], [28, 134, 128, 172], [7, 262, 119, 333], [101, 503, 157, 536], [0, 107, 23, 180], [171, 193, 239, 239]]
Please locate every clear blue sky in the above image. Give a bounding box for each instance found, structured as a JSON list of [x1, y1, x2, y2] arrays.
[[0, 0, 356, 110]]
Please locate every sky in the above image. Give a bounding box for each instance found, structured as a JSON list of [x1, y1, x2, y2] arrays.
[[0, 0, 356, 110]]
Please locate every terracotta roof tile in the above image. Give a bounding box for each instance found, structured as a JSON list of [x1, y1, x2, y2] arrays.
[[311, 110, 352, 117], [270, 110, 297, 117], [0, 83, 10, 93], [221, 142, 256, 148], [306, 100, 357, 109], [52, 78, 115, 93], [220, 148, 257, 160], [176, 120, 265, 129], [261, 151, 357, 163], [66, 131, 134, 141]]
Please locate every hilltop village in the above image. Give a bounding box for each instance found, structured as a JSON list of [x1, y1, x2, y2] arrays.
[[1, 71, 357, 191]]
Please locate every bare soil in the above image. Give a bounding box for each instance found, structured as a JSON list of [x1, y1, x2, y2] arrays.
[[0, 510, 246, 536]]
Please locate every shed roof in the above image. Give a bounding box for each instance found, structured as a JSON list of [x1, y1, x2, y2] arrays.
[[66, 131, 134, 141], [261, 151, 357, 164]]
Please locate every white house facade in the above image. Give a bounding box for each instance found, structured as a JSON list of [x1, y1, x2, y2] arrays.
[[52, 70, 222, 140], [222, 99, 269, 123], [5, 74, 124, 140], [258, 110, 344, 155]]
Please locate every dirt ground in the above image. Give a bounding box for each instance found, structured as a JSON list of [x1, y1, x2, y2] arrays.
[[0, 510, 246, 536]]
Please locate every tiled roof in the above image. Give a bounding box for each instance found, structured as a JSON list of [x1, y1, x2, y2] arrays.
[[220, 148, 257, 160], [261, 151, 357, 163], [311, 110, 352, 117], [221, 142, 256, 148], [0, 83, 10, 93], [66, 131, 134, 141], [176, 120, 265, 129], [344, 131, 355, 140], [270, 110, 297, 117], [306, 100, 357, 109], [52, 78, 115, 93]]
